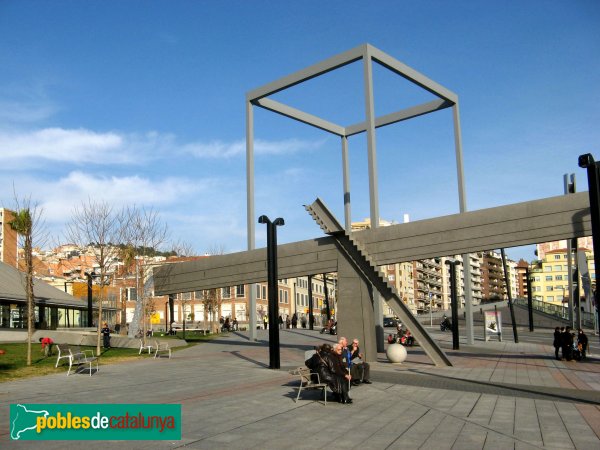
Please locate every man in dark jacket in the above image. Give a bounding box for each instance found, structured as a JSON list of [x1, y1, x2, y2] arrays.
[[553, 327, 562, 360], [577, 329, 588, 360], [330, 343, 352, 403], [562, 327, 573, 361], [101, 322, 111, 349]]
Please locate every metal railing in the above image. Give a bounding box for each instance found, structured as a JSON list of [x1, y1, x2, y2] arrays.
[[513, 297, 596, 328]]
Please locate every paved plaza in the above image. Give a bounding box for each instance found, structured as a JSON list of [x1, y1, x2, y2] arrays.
[[1, 326, 599, 449]]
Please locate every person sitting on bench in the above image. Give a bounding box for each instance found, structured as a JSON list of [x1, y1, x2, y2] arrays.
[[348, 338, 371, 385]]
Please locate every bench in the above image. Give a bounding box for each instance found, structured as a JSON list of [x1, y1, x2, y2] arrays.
[[289, 367, 328, 405], [67, 346, 98, 376], [55, 344, 98, 376], [55, 344, 71, 368], [139, 339, 154, 355], [154, 340, 171, 359]]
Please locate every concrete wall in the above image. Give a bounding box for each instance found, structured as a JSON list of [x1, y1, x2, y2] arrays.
[[337, 253, 377, 362]]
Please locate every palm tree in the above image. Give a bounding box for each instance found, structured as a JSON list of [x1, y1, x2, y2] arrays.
[[9, 209, 34, 366]]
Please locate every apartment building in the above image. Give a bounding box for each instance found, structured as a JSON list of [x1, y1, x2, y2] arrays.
[[516, 259, 530, 298], [0, 208, 17, 267], [413, 257, 444, 312], [481, 251, 505, 300], [456, 253, 483, 306], [127, 274, 336, 332], [529, 247, 595, 307]]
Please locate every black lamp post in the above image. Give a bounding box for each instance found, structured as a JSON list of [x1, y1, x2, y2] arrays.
[[258, 215, 284, 369], [85, 272, 94, 327], [525, 267, 534, 332], [500, 249, 519, 343], [323, 273, 331, 321], [445, 259, 461, 350], [578, 153, 600, 334]]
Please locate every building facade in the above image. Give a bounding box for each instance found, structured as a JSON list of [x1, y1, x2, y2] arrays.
[[0, 208, 17, 267]]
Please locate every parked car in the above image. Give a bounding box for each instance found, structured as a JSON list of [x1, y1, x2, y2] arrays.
[[383, 317, 399, 327]]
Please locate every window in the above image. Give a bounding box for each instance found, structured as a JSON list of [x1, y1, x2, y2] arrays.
[[547, 296, 554, 302], [255, 285, 261, 299], [126, 287, 137, 301], [545, 276, 552, 281], [194, 291, 203, 299], [284, 291, 288, 304], [262, 286, 267, 299], [279, 289, 283, 303], [546, 286, 553, 291], [554, 255, 561, 260], [222, 287, 231, 299], [555, 275, 563, 281], [553, 265, 562, 271], [181, 292, 192, 301], [546, 266, 552, 272], [236, 285, 245, 297]]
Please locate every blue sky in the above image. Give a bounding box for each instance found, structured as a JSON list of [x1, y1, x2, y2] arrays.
[[1, 1, 599, 262]]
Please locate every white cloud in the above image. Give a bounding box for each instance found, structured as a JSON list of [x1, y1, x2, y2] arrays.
[[0, 128, 128, 164], [2, 171, 211, 222], [0, 127, 325, 166], [0, 100, 57, 123], [181, 137, 326, 158]]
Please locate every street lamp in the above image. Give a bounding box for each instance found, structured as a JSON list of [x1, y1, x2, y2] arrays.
[[84, 272, 95, 327], [445, 259, 460, 350], [428, 290, 433, 327], [258, 215, 284, 369]]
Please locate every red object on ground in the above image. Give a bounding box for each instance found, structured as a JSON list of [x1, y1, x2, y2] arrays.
[[0, 349, 5, 355]]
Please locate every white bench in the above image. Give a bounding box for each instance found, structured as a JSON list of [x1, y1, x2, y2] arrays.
[[67, 346, 98, 376], [55, 344, 71, 368], [139, 339, 154, 354], [154, 340, 171, 359]]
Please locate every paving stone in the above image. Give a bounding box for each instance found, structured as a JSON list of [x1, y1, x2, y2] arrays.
[[1, 327, 599, 449]]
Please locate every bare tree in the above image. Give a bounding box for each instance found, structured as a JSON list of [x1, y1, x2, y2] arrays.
[[201, 288, 221, 334], [65, 199, 124, 355], [202, 245, 226, 333], [121, 206, 168, 339], [8, 195, 46, 366], [170, 239, 196, 257]]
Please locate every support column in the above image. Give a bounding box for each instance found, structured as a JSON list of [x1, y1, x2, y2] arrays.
[[341, 136, 351, 233], [246, 100, 257, 341], [363, 48, 384, 352], [453, 103, 474, 345], [308, 274, 314, 330], [337, 254, 377, 362], [323, 273, 331, 321]]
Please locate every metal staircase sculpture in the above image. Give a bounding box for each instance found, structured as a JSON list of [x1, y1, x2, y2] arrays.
[[305, 197, 452, 367]]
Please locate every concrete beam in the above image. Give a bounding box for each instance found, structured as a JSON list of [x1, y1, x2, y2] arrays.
[[153, 193, 591, 295]]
